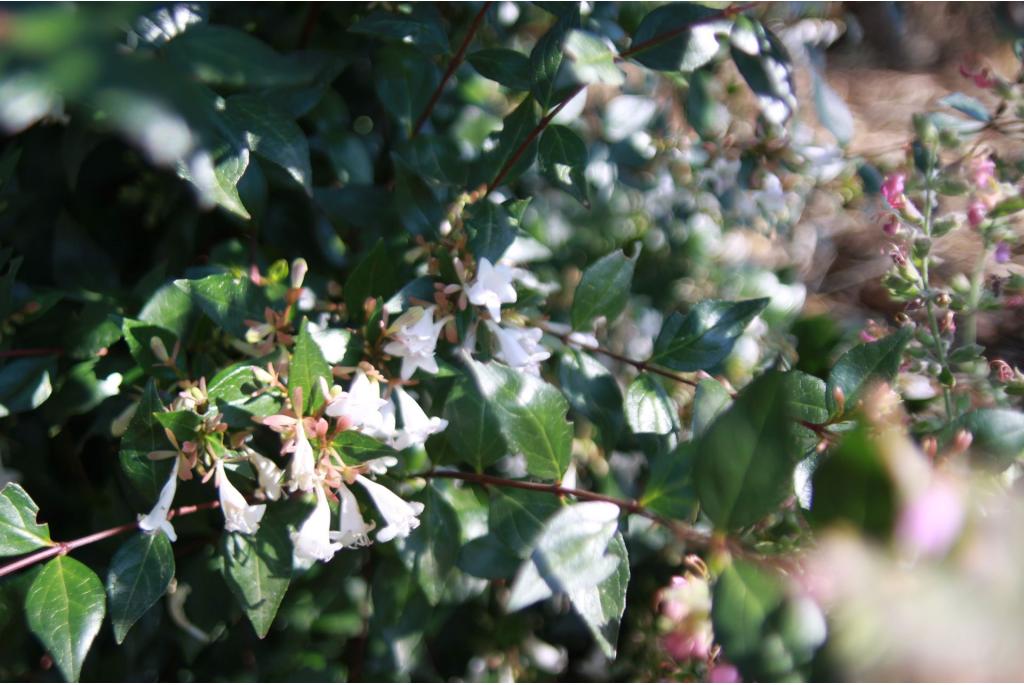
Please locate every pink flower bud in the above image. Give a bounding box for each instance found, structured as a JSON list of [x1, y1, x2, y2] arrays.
[[968, 156, 996, 189], [992, 359, 1015, 383], [709, 662, 742, 683], [967, 200, 987, 229], [896, 476, 965, 557], [882, 217, 899, 236], [881, 173, 906, 210], [662, 628, 712, 661]]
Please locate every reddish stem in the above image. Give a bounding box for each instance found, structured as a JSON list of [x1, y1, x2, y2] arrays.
[[0, 500, 219, 578], [0, 348, 63, 359], [412, 2, 494, 138]]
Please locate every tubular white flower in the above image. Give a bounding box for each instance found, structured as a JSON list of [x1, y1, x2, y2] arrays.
[[392, 387, 448, 450], [383, 306, 448, 380], [216, 461, 266, 535], [324, 371, 389, 434], [288, 430, 317, 493], [466, 257, 520, 321], [138, 463, 179, 541], [356, 474, 425, 543], [485, 320, 551, 376], [329, 483, 375, 548], [292, 483, 343, 569], [248, 450, 284, 501]]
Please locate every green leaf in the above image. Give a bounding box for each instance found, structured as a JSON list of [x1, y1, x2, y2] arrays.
[[940, 92, 990, 122], [399, 484, 461, 605], [808, 423, 896, 537], [426, 375, 508, 472], [0, 356, 56, 417], [106, 532, 175, 644], [539, 124, 590, 207], [691, 377, 732, 438], [289, 319, 331, 415], [558, 349, 625, 448], [224, 94, 312, 193], [811, 64, 853, 145], [712, 560, 784, 674], [165, 25, 318, 89], [529, 8, 582, 108], [376, 45, 440, 135], [650, 298, 768, 372], [457, 534, 522, 580], [625, 373, 678, 437], [350, 6, 449, 55], [988, 195, 1024, 219], [138, 281, 195, 339], [957, 408, 1024, 470], [25, 556, 106, 682], [562, 30, 623, 86], [783, 370, 829, 425], [468, 49, 533, 91], [119, 380, 173, 501], [730, 19, 796, 125], [507, 502, 628, 658], [695, 371, 797, 530], [343, 240, 402, 318], [122, 318, 180, 382], [467, 359, 573, 481], [685, 67, 729, 139], [571, 247, 636, 329], [641, 442, 697, 520], [206, 359, 283, 428], [826, 327, 912, 417], [478, 96, 540, 188], [393, 134, 466, 186], [177, 143, 251, 219], [489, 488, 561, 557], [178, 272, 268, 339], [154, 410, 203, 443], [221, 507, 293, 639], [629, 3, 723, 72], [466, 202, 518, 263], [334, 431, 399, 464], [0, 483, 53, 556]]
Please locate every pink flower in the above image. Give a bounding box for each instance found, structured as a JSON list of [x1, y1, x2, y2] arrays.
[[969, 156, 996, 189], [960, 62, 994, 89], [882, 217, 899, 236], [709, 662, 742, 683], [662, 629, 712, 661], [896, 476, 964, 557], [995, 242, 1011, 263], [881, 173, 906, 210], [967, 200, 987, 229]]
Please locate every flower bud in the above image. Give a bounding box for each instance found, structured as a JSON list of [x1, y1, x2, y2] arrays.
[[290, 258, 308, 290], [150, 336, 171, 364], [831, 386, 845, 416], [967, 200, 987, 229], [952, 428, 973, 453]]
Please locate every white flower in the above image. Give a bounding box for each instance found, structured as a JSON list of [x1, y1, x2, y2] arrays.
[[363, 456, 399, 475], [248, 450, 284, 501], [356, 474, 425, 542], [292, 483, 343, 569], [392, 387, 448, 450], [383, 306, 448, 380], [288, 430, 317, 493], [216, 462, 266, 535], [466, 258, 520, 321], [330, 483, 375, 548], [138, 464, 178, 541], [485, 320, 551, 375], [324, 372, 389, 434]]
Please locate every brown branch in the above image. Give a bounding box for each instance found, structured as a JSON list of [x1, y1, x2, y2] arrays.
[[412, 2, 494, 138], [0, 500, 220, 579], [298, 2, 323, 49], [0, 347, 63, 359]]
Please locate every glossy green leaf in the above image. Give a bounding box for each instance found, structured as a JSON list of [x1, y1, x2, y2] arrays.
[[466, 202, 517, 263], [177, 144, 251, 219], [562, 30, 623, 86], [206, 359, 283, 428], [783, 370, 829, 425], [686, 67, 728, 139], [0, 356, 56, 417], [375, 45, 440, 135], [691, 377, 732, 438], [988, 195, 1024, 219], [826, 327, 912, 417], [426, 375, 508, 472], [399, 484, 461, 605], [629, 3, 722, 72], [289, 319, 331, 415], [558, 349, 625, 448], [695, 371, 797, 530], [138, 281, 195, 339], [528, 8, 581, 108], [154, 410, 202, 443], [712, 560, 785, 675], [350, 6, 449, 55], [106, 532, 175, 644], [25, 556, 106, 682], [0, 483, 53, 556], [468, 49, 532, 91], [343, 240, 402, 319], [625, 373, 678, 437], [730, 19, 796, 125], [224, 94, 312, 193], [650, 298, 768, 372], [467, 359, 573, 481], [178, 272, 268, 339], [478, 96, 540, 188], [641, 442, 697, 520], [539, 124, 590, 207], [119, 379, 174, 501], [457, 534, 522, 580], [221, 508, 293, 639], [571, 247, 636, 329], [957, 408, 1024, 470], [489, 488, 561, 557], [122, 318, 180, 382]]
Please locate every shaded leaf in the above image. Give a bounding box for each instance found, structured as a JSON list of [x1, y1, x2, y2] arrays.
[[468, 49, 532, 91], [826, 327, 912, 417], [571, 246, 636, 329], [289, 319, 331, 415], [106, 532, 175, 644], [0, 483, 53, 557], [650, 298, 768, 372]]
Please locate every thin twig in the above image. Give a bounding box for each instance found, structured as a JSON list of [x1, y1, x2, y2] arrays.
[[298, 2, 322, 49], [0, 347, 63, 359], [619, 2, 757, 59], [0, 500, 220, 579], [412, 2, 494, 138]]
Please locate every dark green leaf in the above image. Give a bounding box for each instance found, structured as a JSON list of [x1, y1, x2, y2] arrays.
[[138, 281, 195, 340], [685, 67, 728, 139], [539, 124, 590, 207], [0, 356, 56, 417], [350, 6, 449, 55], [221, 508, 293, 639], [343, 240, 402, 318], [558, 349, 625, 448], [106, 532, 175, 644], [641, 442, 697, 520], [399, 484, 461, 605], [712, 560, 784, 675], [224, 94, 312, 193], [989, 196, 1024, 219], [826, 327, 912, 417], [0, 483, 53, 556], [467, 359, 573, 481], [562, 30, 623, 86], [695, 371, 797, 530], [572, 247, 636, 329], [122, 319, 180, 382], [289, 319, 331, 415], [957, 408, 1024, 470], [783, 370, 829, 425], [154, 411, 203, 444], [25, 556, 106, 682], [376, 45, 440, 135], [179, 272, 269, 339], [478, 96, 540, 188], [691, 377, 732, 438], [468, 49, 533, 91], [730, 19, 796, 125], [528, 8, 582, 108], [489, 488, 561, 557], [629, 3, 722, 71], [207, 359, 283, 428], [119, 380, 173, 501], [466, 202, 518, 263], [457, 534, 522, 579], [650, 298, 768, 372], [426, 375, 508, 472]]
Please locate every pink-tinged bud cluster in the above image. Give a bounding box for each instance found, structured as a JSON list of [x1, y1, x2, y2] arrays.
[[881, 173, 906, 211], [991, 359, 1015, 383], [656, 573, 714, 663], [968, 156, 996, 190], [967, 200, 987, 229]]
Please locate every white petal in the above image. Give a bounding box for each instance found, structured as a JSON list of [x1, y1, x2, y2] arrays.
[[288, 432, 317, 493], [330, 483, 375, 548], [292, 484, 342, 568], [249, 451, 284, 501], [138, 464, 179, 542], [356, 475, 424, 542], [217, 462, 266, 535]]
